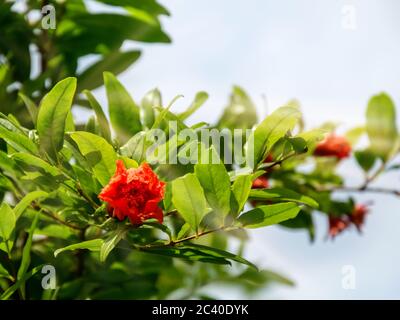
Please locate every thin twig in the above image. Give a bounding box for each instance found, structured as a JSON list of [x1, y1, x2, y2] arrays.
[[359, 162, 386, 190], [323, 186, 400, 197], [31, 202, 84, 230], [76, 183, 100, 209], [138, 225, 239, 249], [261, 152, 297, 170]]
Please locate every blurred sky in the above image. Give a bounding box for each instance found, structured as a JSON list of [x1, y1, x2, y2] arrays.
[[86, 0, 400, 299]]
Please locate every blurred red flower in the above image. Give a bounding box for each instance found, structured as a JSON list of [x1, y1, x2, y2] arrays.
[[328, 216, 350, 238], [314, 134, 351, 159], [349, 204, 369, 231], [328, 203, 369, 238], [99, 160, 165, 225], [252, 175, 269, 189]]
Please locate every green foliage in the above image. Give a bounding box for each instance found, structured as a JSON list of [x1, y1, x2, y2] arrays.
[[54, 239, 104, 258], [70, 132, 117, 186], [249, 187, 319, 208], [230, 175, 253, 216], [0, 203, 16, 255], [171, 173, 211, 233], [218, 86, 257, 131], [104, 72, 142, 141], [238, 203, 301, 228], [0, 73, 399, 300], [195, 148, 231, 220], [247, 106, 301, 169], [0, 0, 171, 126], [37, 78, 77, 160], [366, 93, 398, 160]]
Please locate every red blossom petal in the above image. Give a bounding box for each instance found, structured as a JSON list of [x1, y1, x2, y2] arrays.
[[252, 176, 269, 189], [314, 135, 351, 160], [98, 160, 165, 226]]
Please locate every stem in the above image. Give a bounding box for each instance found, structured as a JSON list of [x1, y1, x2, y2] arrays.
[[260, 152, 297, 170], [31, 202, 84, 230], [324, 186, 400, 197], [139, 225, 239, 249], [165, 209, 178, 217], [359, 162, 386, 190], [76, 183, 100, 209], [75, 228, 86, 277]]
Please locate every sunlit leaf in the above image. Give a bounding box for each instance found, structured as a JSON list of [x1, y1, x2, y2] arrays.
[[37, 77, 77, 160], [54, 239, 104, 257], [70, 131, 117, 186], [238, 203, 301, 228], [171, 173, 211, 233]]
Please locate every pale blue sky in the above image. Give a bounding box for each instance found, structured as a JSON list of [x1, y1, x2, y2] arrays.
[[86, 0, 400, 299]]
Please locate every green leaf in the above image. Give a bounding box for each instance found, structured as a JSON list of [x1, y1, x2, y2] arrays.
[[54, 239, 104, 257], [14, 191, 48, 220], [280, 210, 315, 242], [0, 265, 43, 300], [144, 246, 230, 265], [120, 131, 148, 163], [83, 90, 112, 143], [18, 92, 38, 124], [194, 148, 231, 219], [70, 131, 117, 186], [354, 149, 377, 172], [0, 203, 16, 254], [288, 137, 308, 154], [0, 125, 38, 154], [37, 225, 76, 240], [176, 222, 191, 240], [37, 77, 77, 160], [0, 263, 13, 281], [143, 221, 172, 240], [141, 88, 162, 129], [17, 211, 40, 298], [104, 72, 141, 140], [78, 50, 141, 91], [247, 106, 301, 168], [178, 91, 209, 120], [171, 173, 211, 233], [0, 151, 18, 173], [65, 111, 75, 132], [119, 156, 138, 169], [366, 93, 398, 160], [100, 227, 127, 262], [238, 203, 301, 228], [296, 129, 325, 145], [184, 243, 257, 269], [230, 174, 253, 216], [152, 102, 187, 131], [12, 153, 64, 177], [249, 187, 319, 208], [96, 0, 170, 17], [345, 127, 365, 146], [217, 86, 257, 131], [144, 243, 256, 268], [237, 268, 294, 287]]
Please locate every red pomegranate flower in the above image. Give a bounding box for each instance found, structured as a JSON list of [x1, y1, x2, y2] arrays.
[[98, 160, 165, 225], [252, 175, 269, 189], [349, 204, 369, 231], [314, 134, 351, 160], [328, 216, 350, 239]]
